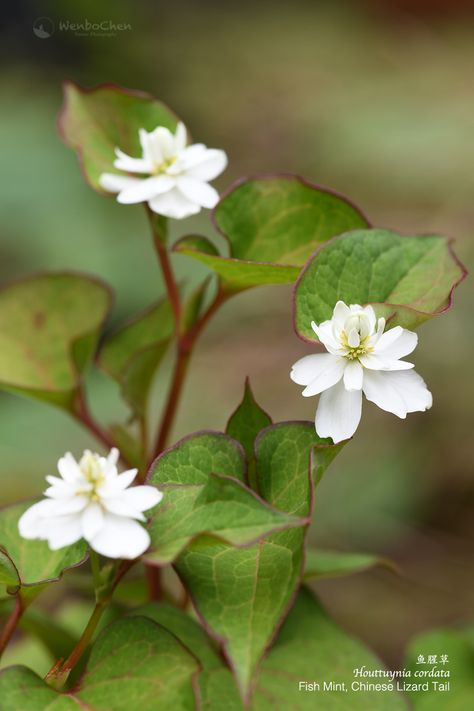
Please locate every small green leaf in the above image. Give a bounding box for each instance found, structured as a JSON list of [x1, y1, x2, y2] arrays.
[[295, 229, 466, 339], [226, 379, 272, 463], [175, 176, 369, 291], [251, 587, 407, 710], [181, 277, 212, 333], [98, 297, 174, 416], [145, 472, 305, 565], [0, 502, 87, 598], [303, 549, 393, 580], [0, 273, 111, 411], [75, 617, 200, 709], [59, 82, 180, 193], [176, 423, 345, 696]]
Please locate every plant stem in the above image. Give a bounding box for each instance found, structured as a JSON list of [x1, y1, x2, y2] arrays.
[[54, 560, 133, 683], [0, 596, 23, 661], [145, 565, 162, 601], [90, 551, 102, 598]]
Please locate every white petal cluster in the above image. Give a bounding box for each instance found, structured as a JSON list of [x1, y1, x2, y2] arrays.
[[291, 301, 432, 443], [99, 122, 227, 219], [18, 449, 162, 559]]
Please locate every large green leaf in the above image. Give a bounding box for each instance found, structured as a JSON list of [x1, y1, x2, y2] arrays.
[[174, 176, 369, 291], [404, 627, 474, 710], [251, 587, 407, 710], [294, 229, 466, 339], [98, 297, 174, 417], [176, 423, 345, 697], [0, 617, 201, 710], [304, 549, 394, 581], [59, 82, 179, 193], [0, 502, 87, 598], [145, 432, 304, 564], [0, 273, 111, 411]]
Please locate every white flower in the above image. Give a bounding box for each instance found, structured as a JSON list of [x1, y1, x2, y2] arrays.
[[18, 449, 162, 559], [99, 122, 227, 219], [290, 301, 432, 443]]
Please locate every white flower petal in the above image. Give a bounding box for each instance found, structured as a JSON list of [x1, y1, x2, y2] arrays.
[[359, 353, 414, 371], [302, 356, 345, 397], [99, 173, 141, 194], [57, 453, 82, 483], [363, 305, 377, 332], [374, 327, 418, 360], [311, 321, 341, 354], [363, 369, 432, 418], [117, 486, 163, 513], [343, 360, 363, 391], [290, 353, 336, 386], [362, 370, 409, 418], [315, 380, 362, 443], [348, 328, 360, 348], [139, 128, 157, 164], [18, 499, 57, 539], [176, 176, 219, 208], [44, 476, 77, 499], [148, 188, 201, 219], [332, 301, 351, 329], [117, 175, 175, 204], [148, 126, 175, 161], [81, 503, 105, 541], [46, 515, 83, 550], [185, 149, 228, 181], [90, 514, 151, 559], [174, 122, 188, 152], [113, 148, 153, 174]]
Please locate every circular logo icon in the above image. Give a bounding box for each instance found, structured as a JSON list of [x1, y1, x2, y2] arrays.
[[33, 17, 54, 39]]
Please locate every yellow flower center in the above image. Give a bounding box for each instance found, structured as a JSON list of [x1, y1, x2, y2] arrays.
[[78, 452, 105, 501], [151, 156, 176, 175], [340, 331, 373, 361]]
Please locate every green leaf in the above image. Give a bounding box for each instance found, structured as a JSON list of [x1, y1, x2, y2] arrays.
[[176, 423, 345, 696], [404, 627, 474, 709], [0, 617, 201, 710], [98, 297, 174, 416], [0, 667, 77, 710], [251, 586, 407, 710], [295, 229, 466, 339], [226, 378, 272, 463], [130, 602, 244, 710], [175, 176, 369, 291], [304, 549, 394, 580], [0, 273, 111, 411], [75, 617, 200, 709], [0, 502, 87, 599], [181, 277, 212, 333], [145, 472, 306, 565], [146, 432, 303, 564], [59, 82, 180, 193]]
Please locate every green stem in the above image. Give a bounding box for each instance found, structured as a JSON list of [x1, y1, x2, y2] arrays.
[[52, 560, 133, 686], [0, 596, 23, 661], [90, 551, 102, 599]]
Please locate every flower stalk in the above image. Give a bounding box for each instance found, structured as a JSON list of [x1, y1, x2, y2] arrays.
[[0, 595, 23, 661]]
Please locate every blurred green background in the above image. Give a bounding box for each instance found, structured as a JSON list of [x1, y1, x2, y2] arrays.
[[1, 0, 473, 671]]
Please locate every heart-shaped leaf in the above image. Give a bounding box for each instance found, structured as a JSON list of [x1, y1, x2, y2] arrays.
[[59, 82, 179, 193], [295, 229, 466, 340], [303, 549, 394, 580], [146, 433, 305, 564], [98, 296, 174, 417], [251, 587, 407, 710], [0, 502, 87, 599], [0, 548, 19, 589], [0, 617, 201, 710], [174, 176, 369, 291], [0, 273, 111, 411], [176, 423, 345, 697]]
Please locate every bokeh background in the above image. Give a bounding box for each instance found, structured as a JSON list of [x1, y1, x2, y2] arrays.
[[1, 0, 473, 674]]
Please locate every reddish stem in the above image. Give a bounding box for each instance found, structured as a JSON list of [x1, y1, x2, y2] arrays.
[[0, 596, 23, 660]]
